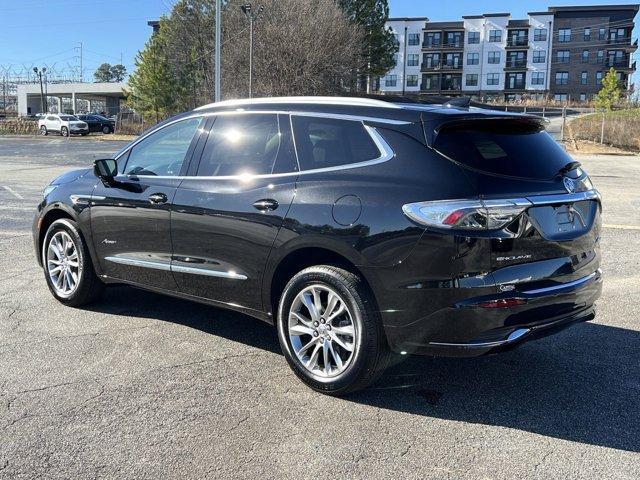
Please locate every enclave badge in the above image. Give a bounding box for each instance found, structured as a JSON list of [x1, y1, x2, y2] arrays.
[[563, 177, 575, 193]]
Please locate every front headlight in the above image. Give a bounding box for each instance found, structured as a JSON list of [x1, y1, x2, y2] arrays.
[[43, 184, 58, 198]]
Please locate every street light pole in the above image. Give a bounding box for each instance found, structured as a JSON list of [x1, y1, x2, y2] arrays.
[[240, 3, 264, 98], [214, 0, 221, 102], [33, 67, 47, 114]]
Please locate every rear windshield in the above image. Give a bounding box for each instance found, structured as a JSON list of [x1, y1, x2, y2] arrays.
[[433, 119, 572, 179]]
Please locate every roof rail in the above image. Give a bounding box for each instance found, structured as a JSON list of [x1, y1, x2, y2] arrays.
[[194, 96, 401, 111]]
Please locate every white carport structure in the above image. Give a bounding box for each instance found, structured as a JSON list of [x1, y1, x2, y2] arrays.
[[17, 82, 127, 116]]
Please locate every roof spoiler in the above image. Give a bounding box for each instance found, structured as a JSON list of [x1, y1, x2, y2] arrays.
[[423, 114, 548, 147], [443, 97, 471, 109]]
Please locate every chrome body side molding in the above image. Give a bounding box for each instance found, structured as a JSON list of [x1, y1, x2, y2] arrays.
[[105, 256, 247, 280]]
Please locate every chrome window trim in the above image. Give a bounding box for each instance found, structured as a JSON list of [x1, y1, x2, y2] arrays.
[[115, 110, 406, 164], [121, 124, 395, 181], [105, 256, 248, 280]]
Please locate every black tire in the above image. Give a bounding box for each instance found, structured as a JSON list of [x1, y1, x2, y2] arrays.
[[40, 125, 48, 136], [61, 126, 69, 137], [102, 125, 111, 134], [277, 265, 388, 395], [42, 218, 104, 306]]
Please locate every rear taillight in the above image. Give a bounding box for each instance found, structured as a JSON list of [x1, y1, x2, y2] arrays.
[[476, 298, 526, 308], [402, 199, 531, 231]]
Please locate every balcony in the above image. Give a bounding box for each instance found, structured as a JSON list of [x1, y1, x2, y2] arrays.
[[441, 60, 462, 71], [505, 59, 528, 70], [422, 41, 442, 49], [420, 83, 440, 92], [442, 41, 464, 49], [421, 61, 441, 71], [506, 37, 529, 48], [605, 58, 635, 70], [608, 36, 632, 45], [505, 81, 526, 90]]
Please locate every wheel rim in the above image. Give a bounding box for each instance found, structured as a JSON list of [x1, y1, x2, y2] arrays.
[[287, 284, 357, 378], [40, 126, 46, 135], [62, 128, 68, 136], [46, 231, 80, 297]]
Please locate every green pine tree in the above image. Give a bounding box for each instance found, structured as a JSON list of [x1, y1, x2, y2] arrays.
[[127, 21, 182, 123], [339, 0, 397, 91], [594, 67, 622, 111]]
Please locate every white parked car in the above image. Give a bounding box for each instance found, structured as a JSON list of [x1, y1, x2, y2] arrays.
[[38, 114, 89, 137]]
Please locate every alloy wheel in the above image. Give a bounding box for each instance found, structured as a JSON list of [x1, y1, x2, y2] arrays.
[[287, 284, 357, 378], [46, 231, 81, 297]]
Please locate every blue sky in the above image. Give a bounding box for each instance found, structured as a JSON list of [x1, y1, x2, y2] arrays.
[[0, 0, 638, 81]]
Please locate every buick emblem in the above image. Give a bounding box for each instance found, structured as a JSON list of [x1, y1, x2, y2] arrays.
[[563, 177, 575, 193]]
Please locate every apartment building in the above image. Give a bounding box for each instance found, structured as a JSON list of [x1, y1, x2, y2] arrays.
[[377, 17, 429, 93], [379, 4, 638, 102]]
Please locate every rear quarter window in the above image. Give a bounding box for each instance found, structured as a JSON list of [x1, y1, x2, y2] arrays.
[[434, 119, 572, 179], [291, 116, 380, 171]]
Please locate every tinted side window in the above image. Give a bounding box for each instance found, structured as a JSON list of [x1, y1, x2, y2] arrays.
[[291, 116, 380, 170], [124, 117, 203, 176], [434, 120, 572, 180], [197, 114, 280, 177]]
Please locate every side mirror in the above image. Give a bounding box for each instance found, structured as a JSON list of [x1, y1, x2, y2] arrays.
[[93, 158, 118, 180]]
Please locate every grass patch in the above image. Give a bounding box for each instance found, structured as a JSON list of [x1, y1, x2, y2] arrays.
[[569, 109, 640, 151]]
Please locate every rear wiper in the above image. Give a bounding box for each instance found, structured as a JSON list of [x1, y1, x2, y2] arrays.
[[558, 161, 581, 175]]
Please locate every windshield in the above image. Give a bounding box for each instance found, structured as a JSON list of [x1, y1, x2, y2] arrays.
[[434, 119, 572, 180], [60, 115, 79, 121]]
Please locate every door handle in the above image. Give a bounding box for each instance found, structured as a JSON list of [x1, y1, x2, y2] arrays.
[[148, 193, 168, 204], [253, 199, 279, 211]]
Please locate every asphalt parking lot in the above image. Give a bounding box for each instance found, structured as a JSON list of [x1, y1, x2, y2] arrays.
[[1, 136, 639, 479]]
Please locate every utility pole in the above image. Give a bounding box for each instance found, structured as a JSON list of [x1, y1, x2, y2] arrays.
[[240, 3, 265, 98], [2, 75, 6, 118], [215, 0, 221, 102], [33, 67, 46, 113], [401, 25, 408, 96], [75, 42, 83, 82]]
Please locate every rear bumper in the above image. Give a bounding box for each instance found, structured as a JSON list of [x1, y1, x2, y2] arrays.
[[376, 268, 602, 357]]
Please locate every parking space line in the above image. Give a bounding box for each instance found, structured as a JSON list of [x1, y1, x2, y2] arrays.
[[603, 224, 640, 231], [2, 186, 24, 199]]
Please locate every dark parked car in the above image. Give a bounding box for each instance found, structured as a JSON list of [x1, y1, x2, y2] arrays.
[[76, 114, 115, 134], [33, 97, 602, 395]]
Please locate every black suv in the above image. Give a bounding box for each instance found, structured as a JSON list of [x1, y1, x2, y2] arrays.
[[33, 97, 602, 394], [76, 114, 115, 134]]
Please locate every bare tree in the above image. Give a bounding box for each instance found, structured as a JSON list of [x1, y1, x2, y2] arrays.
[[133, 0, 364, 115]]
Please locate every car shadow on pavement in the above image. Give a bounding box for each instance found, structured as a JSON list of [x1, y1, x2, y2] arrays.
[[90, 286, 639, 453]]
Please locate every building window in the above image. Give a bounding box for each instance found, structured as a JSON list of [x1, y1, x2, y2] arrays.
[[554, 94, 568, 102], [582, 50, 589, 63], [425, 32, 441, 47], [407, 53, 419, 67], [408, 33, 420, 46], [533, 28, 547, 42], [598, 28, 606, 40], [423, 52, 440, 68], [556, 50, 570, 63], [422, 74, 440, 90], [445, 31, 463, 47], [531, 72, 545, 85], [581, 71, 588, 85], [468, 31, 480, 44], [584, 28, 591, 41], [487, 73, 500, 86], [466, 74, 478, 86], [489, 30, 502, 42], [488, 51, 501, 64], [555, 72, 569, 85], [533, 51, 545, 63], [558, 28, 571, 42], [385, 74, 397, 87], [596, 71, 603, 84], [597, 50, 604, 63], [444, 52, 462, 68], [392, 53, 398, 67], [406, 74, 418, 87], [441, 74, 462, 91], [467, 53, 479, 65], [580, 93, 587, 102], [392, 33, 399, 46]]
